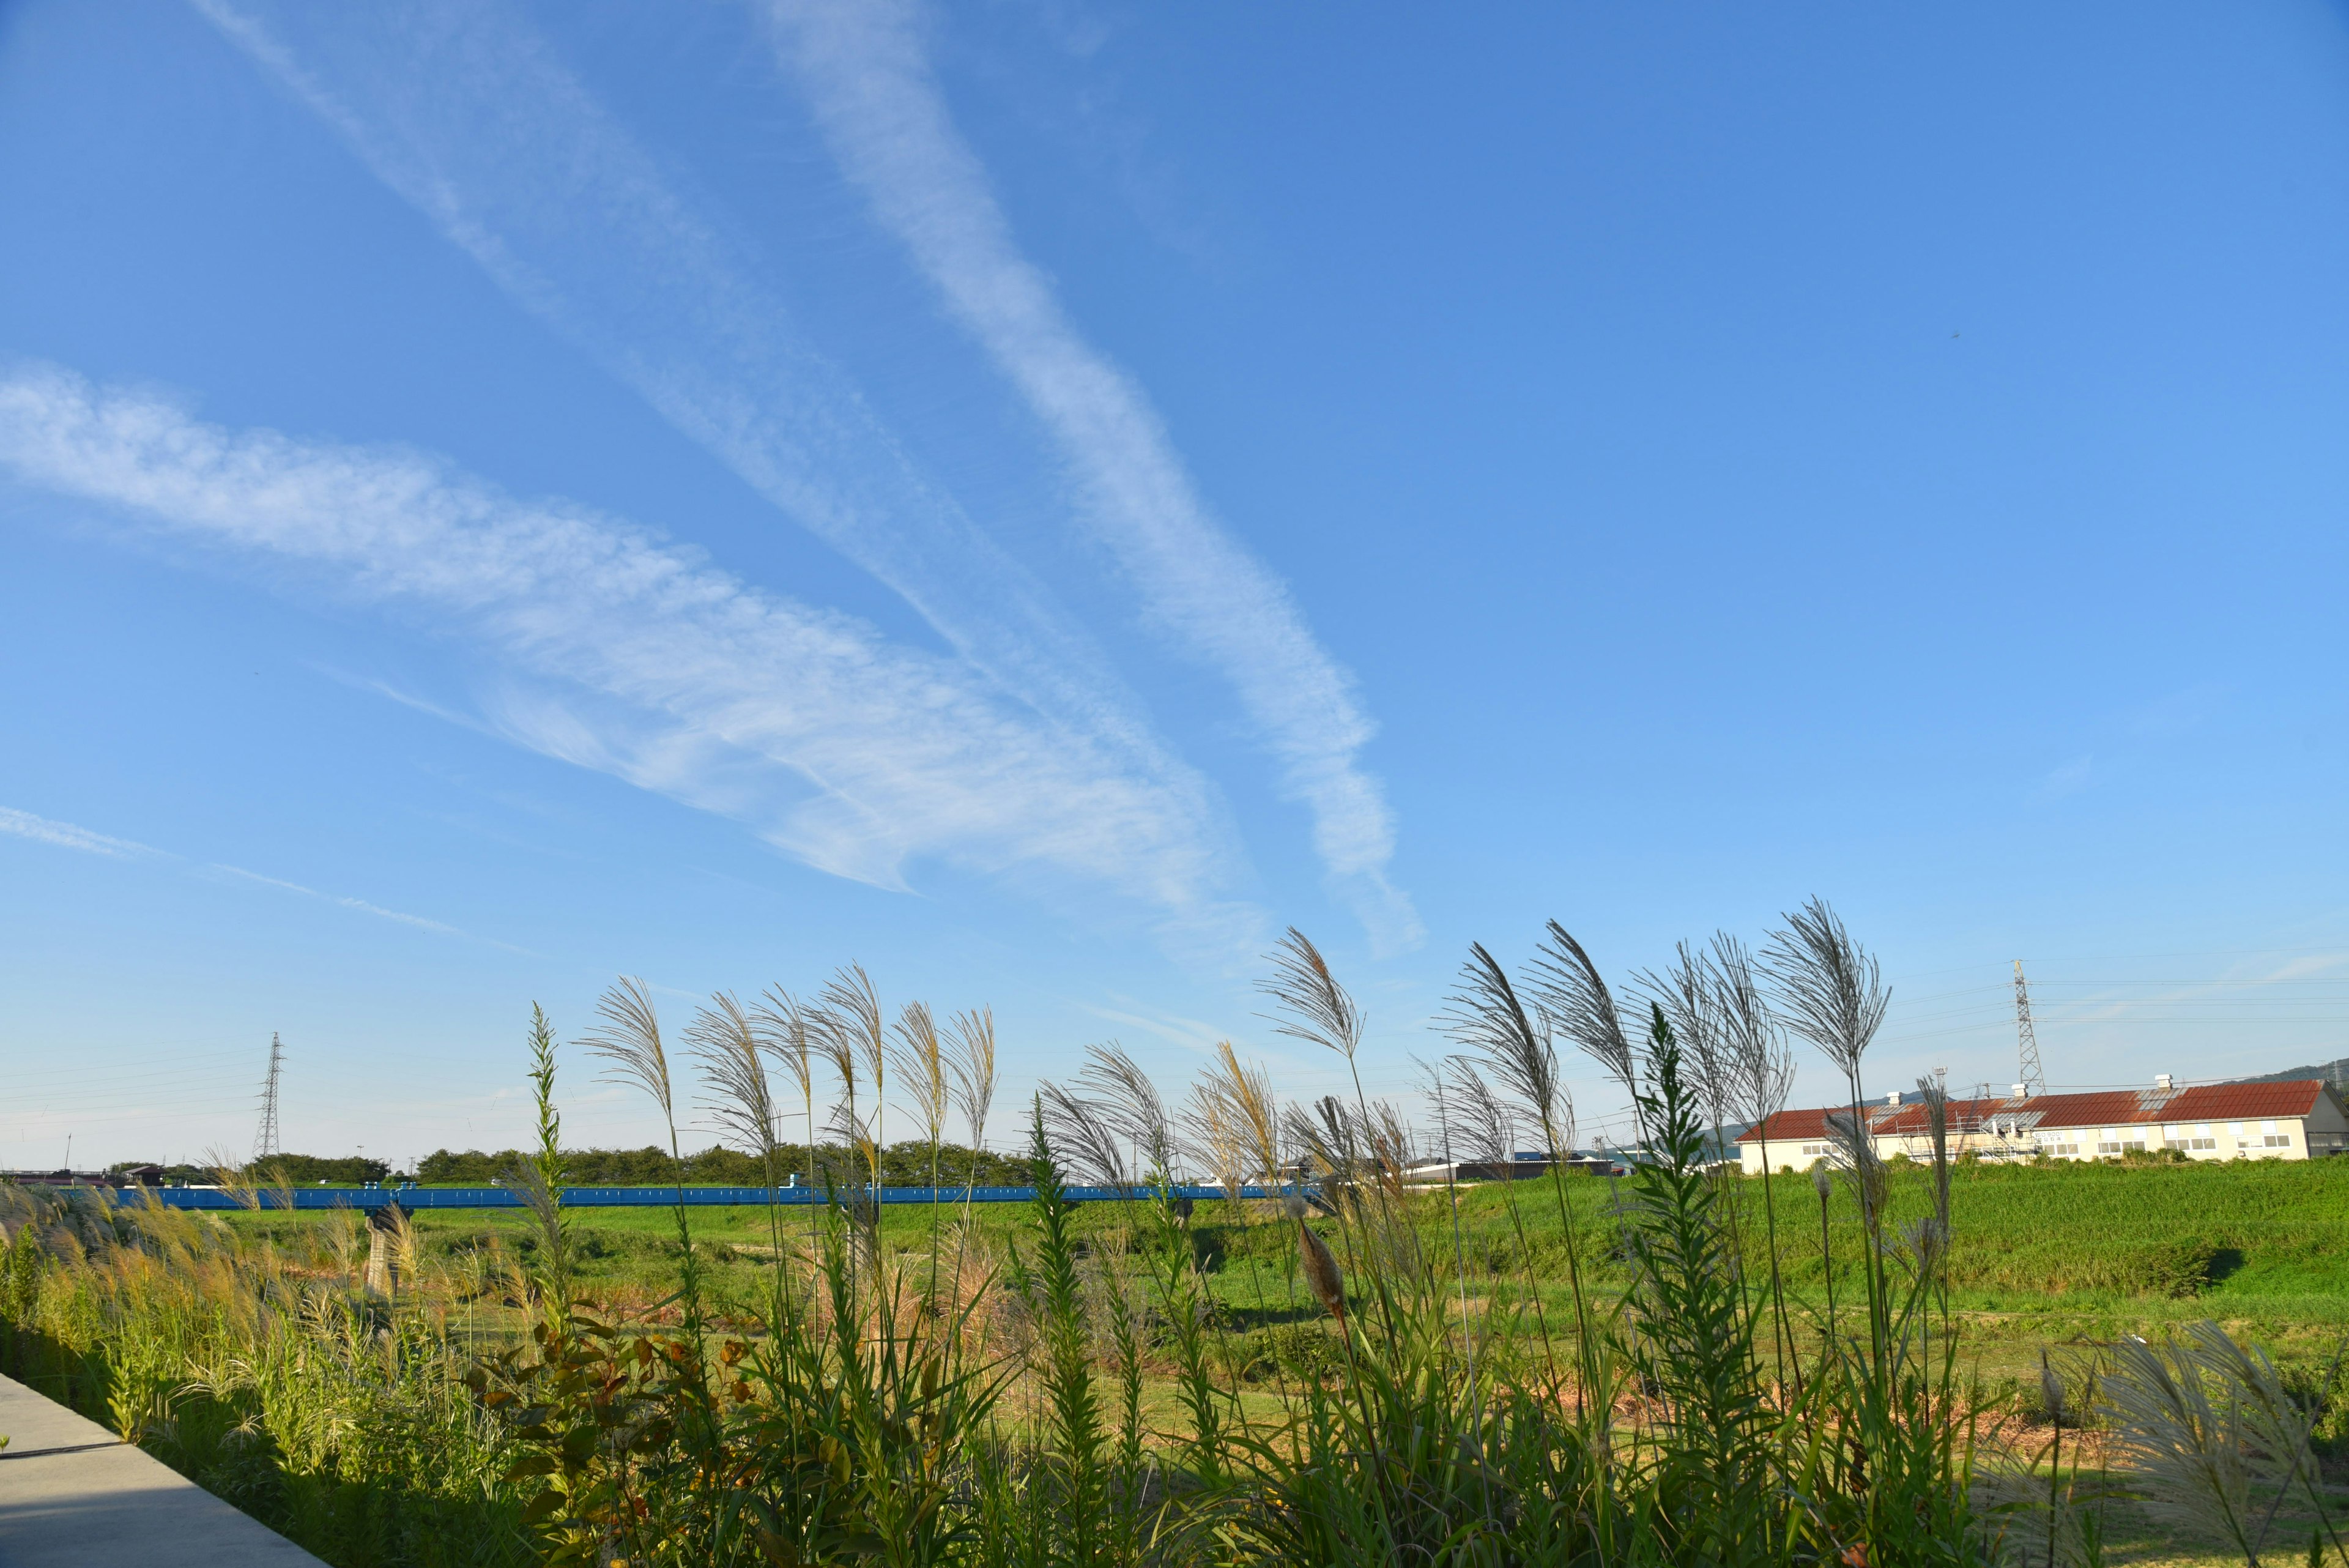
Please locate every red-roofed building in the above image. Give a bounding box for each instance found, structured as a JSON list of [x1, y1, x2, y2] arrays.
[[1735, 1077, 2349, 1173]]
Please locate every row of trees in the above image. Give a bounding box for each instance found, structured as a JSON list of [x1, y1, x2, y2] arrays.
[[103, 1144, 1033, 1189], [415, 1139, 1033, 1188], [112, 1155, 394, 1186]]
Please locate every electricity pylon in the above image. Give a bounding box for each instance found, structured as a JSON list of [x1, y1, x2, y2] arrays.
[[2012, 962, 2045, 1099], [253, 1033, 284, 1162]]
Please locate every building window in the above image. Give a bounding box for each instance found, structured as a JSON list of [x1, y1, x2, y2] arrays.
[[2164, 1137, 2217, 1151], [1800, 1143, 1828, 1157], [2263, 1133, 2293, 1148], [2049, 1142, 2081, 1156], [2096, 1141, 2122, 1154]]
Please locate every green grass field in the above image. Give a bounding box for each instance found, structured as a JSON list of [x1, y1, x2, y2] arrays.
[[239, 1152, 2349, 1373]]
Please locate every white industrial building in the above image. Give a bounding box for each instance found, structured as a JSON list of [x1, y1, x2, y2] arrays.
[[1737, 1077, 2349, 1175]]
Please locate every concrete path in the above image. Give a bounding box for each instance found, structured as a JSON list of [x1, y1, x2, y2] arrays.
[[0, 1373, 325, 1567]]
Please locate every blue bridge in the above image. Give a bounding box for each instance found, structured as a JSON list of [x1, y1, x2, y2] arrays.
[[114, 1183, 1290, 1212]]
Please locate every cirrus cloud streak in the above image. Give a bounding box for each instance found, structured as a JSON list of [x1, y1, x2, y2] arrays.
[[0, 362, 1252, 942], [766, 0, 1420, 952]]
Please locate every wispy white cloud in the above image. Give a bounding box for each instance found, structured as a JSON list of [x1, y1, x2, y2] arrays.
[[206, 863, 473, 940], [2257, 951, 2349, 984], [1, 792, 503, 945], [764, 0, 1420, 953], [2050, 949, 2349, 1031], [0, 362, 1249, 938], [188, 0, 1187, 812], [2041, 754, 2094, 798], [1077, 1001, 1233, 1057], [0, 805, 158, 858], [193, 0, 1411, 950], [2128, 680, 2225, 740]]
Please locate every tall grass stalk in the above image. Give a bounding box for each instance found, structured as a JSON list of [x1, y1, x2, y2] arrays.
[[891, 1000, 951, 1306], [754, 985, 822, 1267]]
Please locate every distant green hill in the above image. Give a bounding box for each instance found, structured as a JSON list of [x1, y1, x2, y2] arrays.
[[2228, 1055, 2349, 1088]]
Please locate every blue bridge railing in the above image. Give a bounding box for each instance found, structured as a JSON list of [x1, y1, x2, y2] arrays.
[[113, 1183, 1289, 1212]]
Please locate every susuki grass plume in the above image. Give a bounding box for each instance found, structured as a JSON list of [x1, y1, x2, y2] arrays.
[[1915, 1072, 1953, 1246], [688, 992, 785, 1185], [946, 1006, 998, 1164], [889, 999, 951, 1298], [1770, 899, 1894, 1370], [1182, 1074, 1247, 1200], [1078, 1039, 1177, 1183], [1417, 1055, 1480, 1391], [1714, 934, 1800, 1387], [581, 975, 718, 1423], [1206, 1039, 1282, 1194], [1445, 942, 1573, 1158], [1039, 1069, 1132, 1190], [1261, 931, 1403, 1337], [752, 985, 820, 1252], [2096, 1322, 2349, 1567], [891, 1001, 950, 1166], [1261, 926, 1364, 1064], [819, 965, 888, 1198], [204, 1145, 258, 1213], [1452, 935, 1602, 1406], [1713, 933, 1796, 1136], [1636, 940, 1735, 1134], [689, 990, 793, 1317], [1765, 896, 1890, 1108], [1531, 920, 1638, 1098], [944, 1006, 997, 1295], [584, 976, 675, 1120]]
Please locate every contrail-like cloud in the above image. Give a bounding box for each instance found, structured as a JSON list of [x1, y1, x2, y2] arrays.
[[0, 806, 158, 858], [188, 0, 1179, 800], [763, 0, 1420, 954], [0, 798, 494, 942], [206, 864, 469, 938], [0, 363, 1249, 942]]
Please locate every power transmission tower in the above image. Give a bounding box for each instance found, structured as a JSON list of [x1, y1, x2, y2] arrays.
[[2012, 961, 2045, 1099], [253, 1033, 284, 1162]]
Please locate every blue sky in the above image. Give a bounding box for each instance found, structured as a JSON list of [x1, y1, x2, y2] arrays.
[[4, 1, 2345, 1172]]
